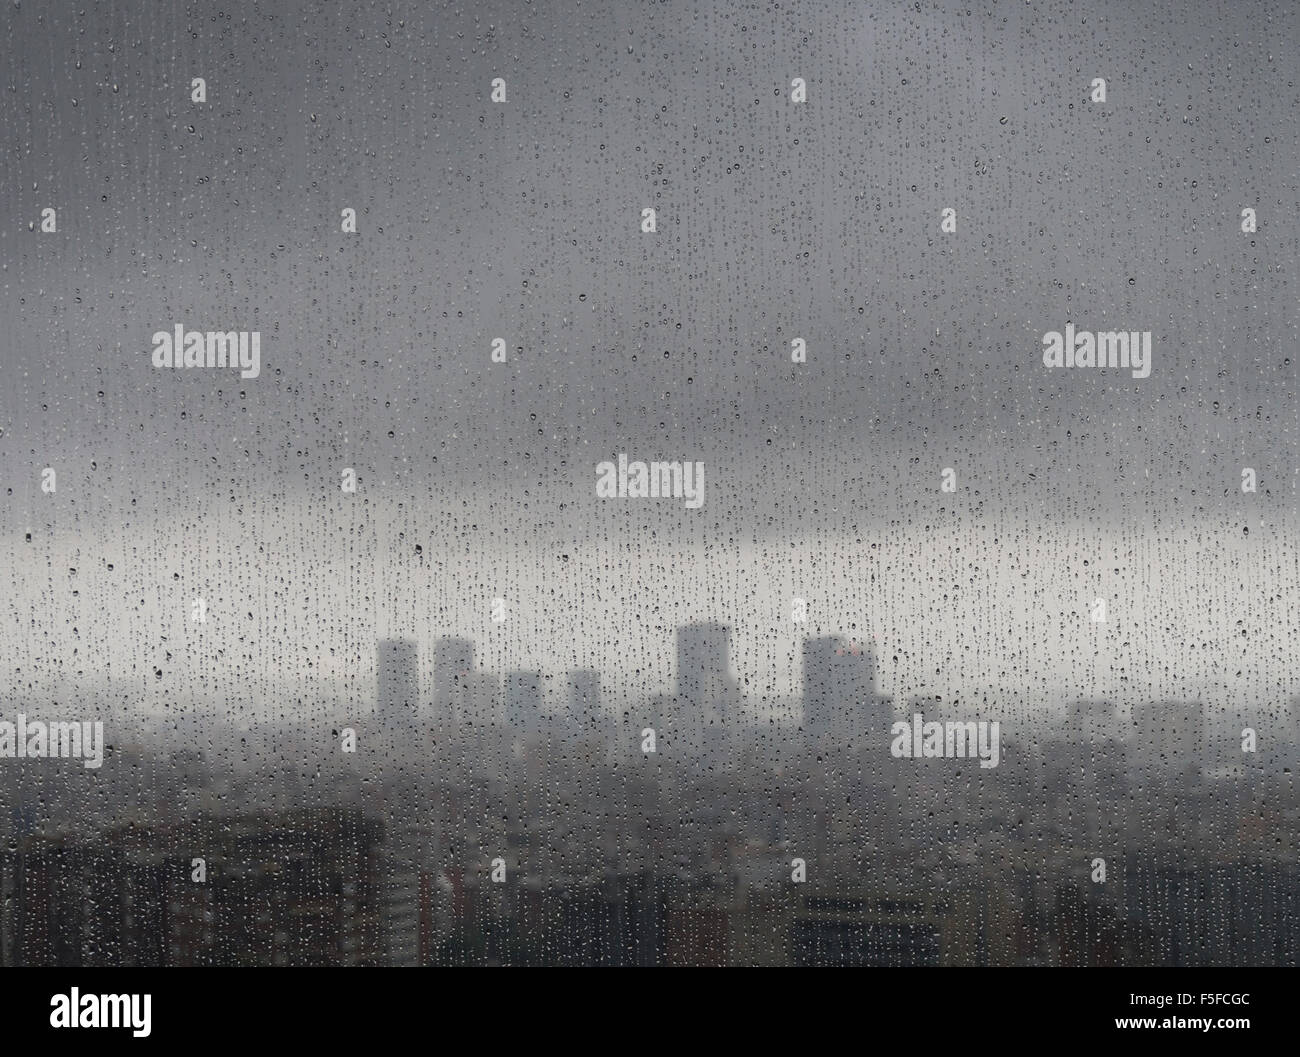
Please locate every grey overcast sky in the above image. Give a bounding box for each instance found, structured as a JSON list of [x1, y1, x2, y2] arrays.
[[1, 0, 1296, 717]]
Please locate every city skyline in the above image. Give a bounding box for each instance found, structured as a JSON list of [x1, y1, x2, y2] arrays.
[[358, 624, 1291, 766]]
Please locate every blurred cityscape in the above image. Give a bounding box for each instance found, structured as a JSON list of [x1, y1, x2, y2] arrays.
[[2, 623, 1297, 966]]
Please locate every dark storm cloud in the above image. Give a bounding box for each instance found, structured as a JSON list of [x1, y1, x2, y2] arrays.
[[2, 0, 1294, 527]]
